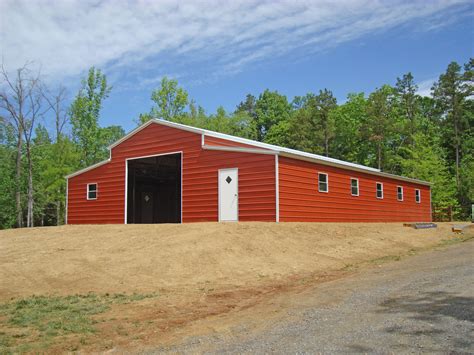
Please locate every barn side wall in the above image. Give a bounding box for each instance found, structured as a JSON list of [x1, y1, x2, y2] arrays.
[[278, 156, 431, 222], [67, 123, 276, 224]]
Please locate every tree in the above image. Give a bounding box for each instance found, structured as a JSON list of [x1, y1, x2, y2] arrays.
[[70, 67, 112, 167], [400, 132, 457, 208], [331, 93, 368, 164], [42, 85, 69, 142], [0, 63, 44, 227], [364, 85, 396, 171], [288, 106, 318, 153], [312, 89, 337, 156], [151, 77, 189, 121], [235, 94, 257, 119], [291, 93, 315, 110], [42, 85, 71, 224], [33, 126, 79, 226], [255, 89, 291, 142], [432, 59, 473, 188], [229, 110, 258, 140], [395, 72, 418, 146], [286, 90, 337, 156], [136, 113, 153, 125], [0, 120, 17, 229], [101, 125, 125, 147]]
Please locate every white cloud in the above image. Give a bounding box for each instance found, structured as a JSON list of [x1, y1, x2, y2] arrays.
[[417, 77, 437, 97], [0, 0, 470, 86]]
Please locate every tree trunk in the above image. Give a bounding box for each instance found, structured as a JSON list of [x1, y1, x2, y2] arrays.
[[56, 199, 61, 226], [377, 142, 382, 171], [324, 134, 329, 157], [15, 129, 23, 228], [25, 143, 34, 227], [451, 92, 461, 189], [454, 117, 460, 188]]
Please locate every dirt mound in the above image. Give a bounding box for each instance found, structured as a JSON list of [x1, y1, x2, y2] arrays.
[[0, 222, 459, 300]]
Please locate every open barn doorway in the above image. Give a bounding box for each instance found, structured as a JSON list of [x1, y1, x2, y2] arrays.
[[126, 152, 181, 224]]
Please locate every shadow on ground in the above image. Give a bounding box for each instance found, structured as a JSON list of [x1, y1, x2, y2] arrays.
[[377, 291, 473, 351], [379, 291, 474, 323]]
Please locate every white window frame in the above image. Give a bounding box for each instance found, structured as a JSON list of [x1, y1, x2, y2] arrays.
[[87, 183, 98, 200], [350, 178, 359, 196], [318, 172, 329, 193], [415, 189, 421, 203], [397, 186, 404, 201], [376, 182, 383, 199]]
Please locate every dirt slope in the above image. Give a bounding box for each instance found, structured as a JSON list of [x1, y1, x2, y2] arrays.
[[0, 222, 460, 301]]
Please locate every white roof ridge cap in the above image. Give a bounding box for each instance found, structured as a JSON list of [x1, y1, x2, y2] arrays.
[[155, 120, 380, 172]]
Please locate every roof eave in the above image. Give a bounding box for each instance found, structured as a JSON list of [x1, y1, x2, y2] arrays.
[[279, 152, 431, 186]]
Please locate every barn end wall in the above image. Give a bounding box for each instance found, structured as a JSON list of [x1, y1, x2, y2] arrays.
[[278, 156, 431, 222], [67, 124, 276, 224]]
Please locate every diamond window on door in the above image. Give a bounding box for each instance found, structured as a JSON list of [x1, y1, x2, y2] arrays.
[[226, 176, 232, 184], [144, 195, 150, 202]]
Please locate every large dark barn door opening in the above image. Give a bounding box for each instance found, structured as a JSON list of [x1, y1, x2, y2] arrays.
[[127, 153, 181, 224]]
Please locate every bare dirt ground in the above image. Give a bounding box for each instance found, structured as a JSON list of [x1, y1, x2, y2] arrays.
[[0, 222, 471, 352], [157, 237, 474, 354]]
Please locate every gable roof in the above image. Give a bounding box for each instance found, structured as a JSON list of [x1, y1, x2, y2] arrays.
[[67, 119, 430, 186]]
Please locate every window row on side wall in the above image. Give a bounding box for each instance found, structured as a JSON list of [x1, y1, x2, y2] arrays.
[[84, 177, 422, 204], [317, 173, 421, 203]]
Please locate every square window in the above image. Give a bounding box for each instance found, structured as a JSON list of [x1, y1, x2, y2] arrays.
[[351, 178, 359, 196], [318, 173, 328, 193], [415, 189, 421, 203], [397, 186, 404, 201], [376, 182, 383, 199], [87, 183, 97, 200]]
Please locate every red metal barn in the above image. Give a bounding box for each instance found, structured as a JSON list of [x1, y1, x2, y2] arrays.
[[66, 120, 431, 224]]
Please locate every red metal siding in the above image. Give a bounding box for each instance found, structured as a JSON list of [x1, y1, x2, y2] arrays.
[[68, 122, 431, 224], [204, 135, 271, 150], [278, 156, 431, 222], [67, 124, 276, 224]]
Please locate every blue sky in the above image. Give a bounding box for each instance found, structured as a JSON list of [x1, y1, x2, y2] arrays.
[[1, 0, 473, 133]]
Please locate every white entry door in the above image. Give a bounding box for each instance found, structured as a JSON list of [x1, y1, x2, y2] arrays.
[[218, 168, 238, 222]]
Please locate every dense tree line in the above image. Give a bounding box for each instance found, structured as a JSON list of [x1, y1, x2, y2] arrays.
[[0, 59, 472, 228]]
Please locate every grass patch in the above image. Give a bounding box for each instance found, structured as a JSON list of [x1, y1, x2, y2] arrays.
[[437, 233, 474, 247], [368, 254, 402, 266], [0, 292, 158, 353]]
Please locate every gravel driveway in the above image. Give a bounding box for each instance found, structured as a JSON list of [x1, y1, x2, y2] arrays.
[[155, 241, 474, 354]]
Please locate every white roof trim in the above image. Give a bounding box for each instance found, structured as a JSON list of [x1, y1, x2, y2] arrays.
[[126, 119, 380, 170], [67, 118, 430, 186]]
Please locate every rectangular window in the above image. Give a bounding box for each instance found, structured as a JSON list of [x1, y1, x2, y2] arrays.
[[415, 189, 421, 203], [318, 173, 328, 193], [87, 183, 97, 200], [397, 186, 404, 201], [376, 182, 383, 199], [351, 178, 359, 196]]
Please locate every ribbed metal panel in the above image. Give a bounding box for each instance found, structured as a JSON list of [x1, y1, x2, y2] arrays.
[[67, 123, 431, 225], [278, 157, 431, 222], [67, 124, 276, 224], [204, 135, 271, 149]]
